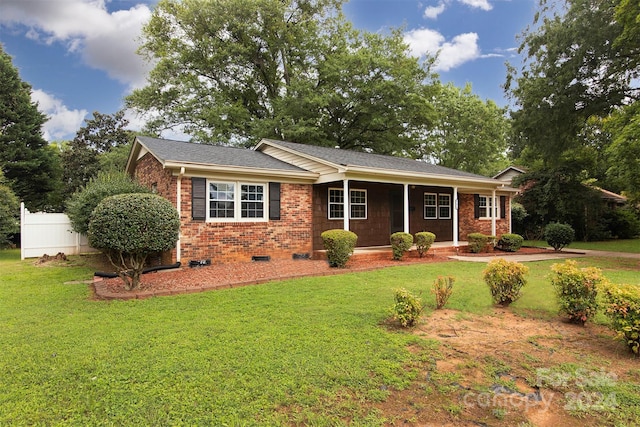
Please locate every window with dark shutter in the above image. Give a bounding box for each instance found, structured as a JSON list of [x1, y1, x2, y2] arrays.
[[269, 182, 281, 220], [191, 178, 206, 220], [500, 196, 506, 219]]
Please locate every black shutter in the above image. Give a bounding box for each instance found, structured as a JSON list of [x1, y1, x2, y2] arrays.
[[269, 182, 281, 220], [474, 194, 480, 219], [500, 196, 506, 219], [192, 178, 206, 220]]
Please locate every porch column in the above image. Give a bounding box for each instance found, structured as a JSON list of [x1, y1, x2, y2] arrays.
[[491, 189, 497, 237], [403, 183, 410, 234], [453, 187, 459, 247], [343, 179, 349, 231], [176, 167, 185, 262]]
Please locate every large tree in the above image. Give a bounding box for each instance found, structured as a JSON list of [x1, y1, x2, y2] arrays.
[[0, 45, 61, 211], [61, 110, 134, 196], [0, 170, 19, 248], [126, 0, 436, 153], [409, 83, 510, 176]]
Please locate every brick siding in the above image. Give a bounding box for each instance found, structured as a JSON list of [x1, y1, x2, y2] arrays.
[[134, 154, 313, 264], [458, 193, 511, 239]]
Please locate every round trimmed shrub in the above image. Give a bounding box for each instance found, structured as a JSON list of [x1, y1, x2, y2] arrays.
[[483, 258, 529, 306], [415, 231, 436, 257], [321, 229, 358, 268], [88, 193, 180, 290], [390, 232, 413, 260], [544, 222, 575, 251], [496, 233, 524, 252], [467, 232, 490, 253]]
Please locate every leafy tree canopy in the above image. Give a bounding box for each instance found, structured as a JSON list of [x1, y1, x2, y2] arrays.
[[0, 170, 19, 248], [126, 0, 437, 154], [0, 44, 61, 211]]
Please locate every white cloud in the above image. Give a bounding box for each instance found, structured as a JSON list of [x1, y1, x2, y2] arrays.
[[30, 89, 88, 141], [0, 0, 153, 90], [424, 2, 447, 19], [404, 28, 481, 71], [459, 0, 493, 11]]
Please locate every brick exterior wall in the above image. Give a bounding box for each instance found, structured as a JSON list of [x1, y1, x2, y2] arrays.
[[134, 154, 313, 264], [458, 193, 511, 239]]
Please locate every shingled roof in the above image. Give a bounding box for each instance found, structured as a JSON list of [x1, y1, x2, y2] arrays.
[[134, 136, 306, 172], [258, 139, 492, 180]]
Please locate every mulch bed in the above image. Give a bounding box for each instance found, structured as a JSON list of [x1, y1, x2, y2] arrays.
[[91, 247, 554, 300]]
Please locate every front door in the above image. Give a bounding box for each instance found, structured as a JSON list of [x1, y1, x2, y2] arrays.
[[389, 189, 404, 234]]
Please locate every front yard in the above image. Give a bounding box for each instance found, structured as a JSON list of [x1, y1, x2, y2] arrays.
[[1, 249, 639, 426]]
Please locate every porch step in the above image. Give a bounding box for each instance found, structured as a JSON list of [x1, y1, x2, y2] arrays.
[[312, 244, 465, 262]]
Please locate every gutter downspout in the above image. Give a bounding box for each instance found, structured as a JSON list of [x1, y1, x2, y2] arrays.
[[176, 167, 185, 263]]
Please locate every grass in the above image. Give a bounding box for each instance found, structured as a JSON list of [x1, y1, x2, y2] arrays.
[[525, 238, 640, 253], [1, 248, 639, 425]]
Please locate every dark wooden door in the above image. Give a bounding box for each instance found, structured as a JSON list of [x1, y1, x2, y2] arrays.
[[389, 189, 404, 234]]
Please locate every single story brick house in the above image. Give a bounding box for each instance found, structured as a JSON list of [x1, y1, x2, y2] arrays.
[[126, 136, 516, 264]]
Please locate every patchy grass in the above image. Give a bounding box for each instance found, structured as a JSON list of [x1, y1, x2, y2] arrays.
[[525, 239, 640, 253], [1, 249, 639, 425]]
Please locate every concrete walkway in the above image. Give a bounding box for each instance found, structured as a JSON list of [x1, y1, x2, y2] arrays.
[[449, 248, 640, 263]]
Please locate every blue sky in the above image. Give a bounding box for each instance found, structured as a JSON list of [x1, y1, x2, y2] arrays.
[[0, 0, 537, 142]]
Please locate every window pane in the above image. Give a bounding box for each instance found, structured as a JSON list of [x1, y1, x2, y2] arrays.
[[329, 204, 344, 219], [424, 193, 437, 219], [329, 189, 344, 219], [209, 183, 235, 218], [439, 194, 451, 219], [351, 205, 366, 219], [241, 184, 264, 218]]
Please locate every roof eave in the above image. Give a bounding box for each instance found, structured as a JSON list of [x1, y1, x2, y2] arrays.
[[162, 160, 319, 181]]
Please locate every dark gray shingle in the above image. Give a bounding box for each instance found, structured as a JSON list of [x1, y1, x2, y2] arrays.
[[137, 136, 305, 172]]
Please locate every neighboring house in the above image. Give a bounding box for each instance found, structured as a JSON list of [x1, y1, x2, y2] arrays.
[[126, 136, 516, 264], [493, 166, 627, 207]]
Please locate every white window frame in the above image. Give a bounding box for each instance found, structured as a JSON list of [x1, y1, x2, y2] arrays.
[[328, 188, 367, 220], [207, 180, 267, 222], [350, 189, 367, 219], [424, 193, 437, 219], [438, 194, 451, 219], [478, 195, 499, 219]]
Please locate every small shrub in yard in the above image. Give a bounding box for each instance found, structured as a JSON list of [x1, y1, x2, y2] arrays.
[[603, 283, 640, 354], [496, 233, 524, 252], [550, 260, 606, 325], [391, 288, 423, 327], [468, 233, 490, 253], [390, 232, 413, 260], [321, 229, 358, 268], [432, 276, 454, 309], [544, 222, 575, 251], [415, 231, 436, 257], [483, 259, 529, 306]]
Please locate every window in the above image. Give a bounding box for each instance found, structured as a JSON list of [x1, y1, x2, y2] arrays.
[[208, 181, 266, 221], [478, 195, 498, 219], [424, 193, 437, 219], [350, 189, 367, 219], [328, 188, 367, 219], [438, 194, 451, 219], [424, 192, 451, 219]]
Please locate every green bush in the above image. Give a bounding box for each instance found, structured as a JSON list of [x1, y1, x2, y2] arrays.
[[66, 171, 151, 234], [496, 233, 524, 252], [391, 288, 423, 327], [603, 283, 640, 354], [390, 232, 413, 260], [544, 222, 575, 251], [415, 231, 436, 257], [483, 259, 529, 306], [0, 171, 19, 249], [88, 193, 180, 290], [467, 233, 491, 253], [321, 229, 358, 268], [432, 276, 454, 309], [550, 260, 605, 325]]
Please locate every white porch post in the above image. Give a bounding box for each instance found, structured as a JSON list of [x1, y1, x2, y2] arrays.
[[343, 179, 350, 231], [453, 187, 459, 247], [491, 189, 497, 237], [176, 167, 185, 262], [403, 183, 410, 234]]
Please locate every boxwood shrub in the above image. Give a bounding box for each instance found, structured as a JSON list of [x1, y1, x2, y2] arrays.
[[544, 222, 575, 251], [496, 233, 524, 252], [467, 233, 490, 253], [415, 231, 436, 257], [321, 229, 358, 268], [390, 232, 413, 260]]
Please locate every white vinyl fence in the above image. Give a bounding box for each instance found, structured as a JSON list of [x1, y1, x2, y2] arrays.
[[20, 202, 97, 260]]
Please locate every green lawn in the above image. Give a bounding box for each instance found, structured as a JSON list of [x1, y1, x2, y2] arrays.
[[525, 238, 640, 253], [1, 249, 639, 425]]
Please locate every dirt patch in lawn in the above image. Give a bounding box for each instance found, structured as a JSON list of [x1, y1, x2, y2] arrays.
[[373, 309, 637, 426]]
